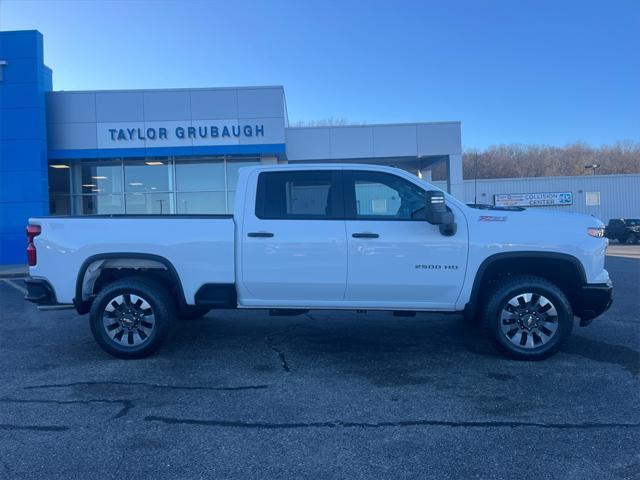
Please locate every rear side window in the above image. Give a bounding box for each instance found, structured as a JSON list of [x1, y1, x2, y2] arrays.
[[255, 170, 343, 220]]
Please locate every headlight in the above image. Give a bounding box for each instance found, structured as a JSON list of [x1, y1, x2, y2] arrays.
[[587, 227, 605, 238]]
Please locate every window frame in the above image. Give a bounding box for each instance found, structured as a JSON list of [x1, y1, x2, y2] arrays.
[[255, 170, 344, 220], [343, 170, 427, 221]]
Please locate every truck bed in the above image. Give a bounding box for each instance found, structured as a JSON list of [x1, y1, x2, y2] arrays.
[[28, 216, 236, 304]]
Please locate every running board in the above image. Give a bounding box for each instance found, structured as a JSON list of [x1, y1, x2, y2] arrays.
[[37, 304, 75, 311], [393, 311, 417, 317], [269, 309, 309, 316]]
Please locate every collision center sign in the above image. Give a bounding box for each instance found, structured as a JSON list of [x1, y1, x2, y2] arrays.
[[494, 192, 573, 207]]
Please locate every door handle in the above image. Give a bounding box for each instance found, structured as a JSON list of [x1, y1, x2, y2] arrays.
[[247, 232, 274, 238], [352, 233, 379, 238]]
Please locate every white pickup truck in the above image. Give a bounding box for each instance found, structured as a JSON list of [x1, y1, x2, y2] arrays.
[[25, 164, 612, 360]]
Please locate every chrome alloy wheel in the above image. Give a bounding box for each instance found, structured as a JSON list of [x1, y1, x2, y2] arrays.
[[500, 293, 559, 349], [102, 294, 155, 347]]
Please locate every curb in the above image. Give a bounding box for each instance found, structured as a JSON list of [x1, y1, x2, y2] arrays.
[[0, 273, 27, 279]]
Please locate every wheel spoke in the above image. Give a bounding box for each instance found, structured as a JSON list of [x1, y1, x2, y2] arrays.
[[504, 303, 518, 314], [105, 321, 120, 332], [530, 294, 541, 308], [532, 331, 544, 346], [511, 331, 523, 346], [501, 292, 559, 350], [102, 292, 155, 349]]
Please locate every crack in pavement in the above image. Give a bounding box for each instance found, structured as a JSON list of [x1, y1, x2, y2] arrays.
[[264, 323, 307, 373], [270, 346, 291, 372], [22, 382, 268, 392], [144, 416, 640, 430], [0, 398, 134, 420], [0, 424, 69, 432]]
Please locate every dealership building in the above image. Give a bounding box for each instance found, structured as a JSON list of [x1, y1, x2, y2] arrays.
[[1, 30, 638, 265], [0, 30, 465, 264]]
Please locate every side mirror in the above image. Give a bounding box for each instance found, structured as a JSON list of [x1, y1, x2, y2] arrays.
[[425, 190, 457, 236]]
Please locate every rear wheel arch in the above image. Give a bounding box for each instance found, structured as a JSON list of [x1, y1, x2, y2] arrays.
[[74, 253, 186, 314]]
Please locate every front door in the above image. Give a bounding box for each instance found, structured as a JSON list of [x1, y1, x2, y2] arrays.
[[240, 169, 347, 306], [343, 170, 468, 310]]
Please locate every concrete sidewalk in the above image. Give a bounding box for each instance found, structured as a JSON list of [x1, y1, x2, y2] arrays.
[[606, 244, 640, 259], [0, 264, 28, 278]]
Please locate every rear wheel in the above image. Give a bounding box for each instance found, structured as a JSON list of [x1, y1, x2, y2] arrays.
[[89, 278, 173, 359], [482, 275, 573, 360]]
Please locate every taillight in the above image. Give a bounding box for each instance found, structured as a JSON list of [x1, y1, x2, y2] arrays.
[[26, 224, 41, 266]]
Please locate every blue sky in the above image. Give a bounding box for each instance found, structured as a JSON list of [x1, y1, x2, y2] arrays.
[[1, 0, 638, 149]]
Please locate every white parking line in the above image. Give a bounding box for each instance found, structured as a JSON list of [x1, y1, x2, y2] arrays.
[[1, 278, 28, 295]]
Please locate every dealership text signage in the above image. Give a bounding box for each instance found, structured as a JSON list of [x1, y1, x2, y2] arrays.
[[494, 192, 573, 207], [107, 123, 265, 142]]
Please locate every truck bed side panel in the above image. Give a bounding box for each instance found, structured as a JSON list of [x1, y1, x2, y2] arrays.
[[28, 217, 235, 304]]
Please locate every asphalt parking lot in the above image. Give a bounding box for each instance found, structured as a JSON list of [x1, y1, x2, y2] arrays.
[[0, 251, 638, 480]]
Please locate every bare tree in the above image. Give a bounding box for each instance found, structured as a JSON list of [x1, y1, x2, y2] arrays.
[[459, 141, 640, 180], [290, 117, 366, 127]]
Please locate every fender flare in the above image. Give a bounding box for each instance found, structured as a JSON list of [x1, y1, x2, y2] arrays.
[[464, 251, 587, 317], [74, 252, 186, 314]]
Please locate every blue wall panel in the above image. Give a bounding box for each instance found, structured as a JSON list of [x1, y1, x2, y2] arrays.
[[0, 202, 48, 234], [0, 140, 47, 171], [0, 83, 46, 108], [0, 234, 29, 264], [0, 107, 47, 140], [0, 170, 48, 202], [0, 30, 50, 265], [0, 30, 42, 59]]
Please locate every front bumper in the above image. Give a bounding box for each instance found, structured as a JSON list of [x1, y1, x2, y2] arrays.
[[24, 278, 58, 306], [578, 280, 613, 326]]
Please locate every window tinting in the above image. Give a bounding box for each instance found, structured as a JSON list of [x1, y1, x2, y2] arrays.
[[346, 171, 426, 220], [256, 171, 341, 219]]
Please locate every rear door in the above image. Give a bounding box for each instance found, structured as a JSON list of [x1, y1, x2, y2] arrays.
[[239, 169, 347, 306], [343, 170, 468, 309]]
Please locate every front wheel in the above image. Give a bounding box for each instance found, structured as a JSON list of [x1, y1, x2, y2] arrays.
[[482, 275, 573, 360], [626, 234, 639, 245], [89, 278, 173, 359]]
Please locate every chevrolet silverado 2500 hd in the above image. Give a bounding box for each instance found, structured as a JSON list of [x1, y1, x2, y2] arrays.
[[24, 164, 612, 360]]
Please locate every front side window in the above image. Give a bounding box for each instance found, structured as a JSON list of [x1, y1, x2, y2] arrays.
[[255, 170, 342, 219], [345, 171, 426, 220]]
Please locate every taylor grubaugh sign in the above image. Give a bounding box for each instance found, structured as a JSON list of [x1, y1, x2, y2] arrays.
[[494, 192, 573, 207], [107, 124, 265, 142]]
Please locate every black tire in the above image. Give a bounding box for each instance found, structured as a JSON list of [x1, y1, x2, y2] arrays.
[[178, 305, 211, 321], [626, 234, 639, 245], [481, 275, 573, 360], [89, 277, 174, 359]]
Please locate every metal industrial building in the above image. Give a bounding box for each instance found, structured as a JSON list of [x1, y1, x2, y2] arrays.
[[431, 174, 640, 223], [0, 29, 637, 266]]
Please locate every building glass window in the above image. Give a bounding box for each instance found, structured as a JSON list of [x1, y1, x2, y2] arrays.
[[75, 194, 125, 215], [124, 158, 172, 193], [48, 155, 263, 216], [49, 165, 71, 215], [125, 193, 172, 214], [176, 192, 227, 214], [175, 157, 225, 191]]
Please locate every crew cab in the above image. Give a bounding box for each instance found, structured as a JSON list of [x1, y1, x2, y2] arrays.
[[25, 164, 612, 360]]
